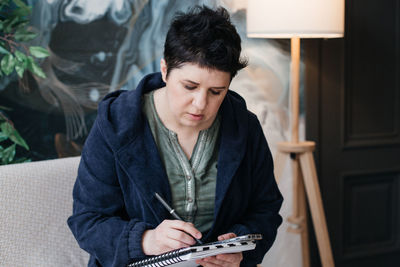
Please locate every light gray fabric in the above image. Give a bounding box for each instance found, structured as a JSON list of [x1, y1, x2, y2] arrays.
[[0, 157, 89, 267]]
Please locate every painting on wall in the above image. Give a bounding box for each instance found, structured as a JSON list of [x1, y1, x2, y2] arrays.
[[0, 0, 291, 161]]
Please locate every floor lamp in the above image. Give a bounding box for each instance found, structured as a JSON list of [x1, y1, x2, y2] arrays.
[[247, 1, 344, 267]]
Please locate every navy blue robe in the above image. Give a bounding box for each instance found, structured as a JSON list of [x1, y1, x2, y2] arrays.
[[67, 72, 283, 267]]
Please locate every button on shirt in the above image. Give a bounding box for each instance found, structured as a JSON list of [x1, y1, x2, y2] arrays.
[[142, 91, 220, 232]]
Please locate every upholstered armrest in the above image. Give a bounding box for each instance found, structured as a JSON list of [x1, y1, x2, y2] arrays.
[[0, 157, 89, 266]]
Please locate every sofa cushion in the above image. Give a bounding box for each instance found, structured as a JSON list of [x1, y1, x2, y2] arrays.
[[0, 156, 89, 266]]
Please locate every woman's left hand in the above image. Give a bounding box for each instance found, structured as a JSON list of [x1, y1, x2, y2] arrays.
[[195, 233, 243, 267]]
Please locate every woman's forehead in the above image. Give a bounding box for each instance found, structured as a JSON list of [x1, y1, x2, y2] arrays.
[[169, 63, 231, 81]]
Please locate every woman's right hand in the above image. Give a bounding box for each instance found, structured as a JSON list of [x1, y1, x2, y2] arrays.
[[142, 220, 202, 255]]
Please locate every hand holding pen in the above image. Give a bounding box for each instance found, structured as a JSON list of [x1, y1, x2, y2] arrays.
[[154, 192, 203, 245], [141, 193, 203, 256]]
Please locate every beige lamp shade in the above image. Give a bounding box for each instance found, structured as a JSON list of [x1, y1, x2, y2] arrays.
[[247, 0, 345, 38]]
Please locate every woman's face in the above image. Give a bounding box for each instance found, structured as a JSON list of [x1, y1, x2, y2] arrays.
[[160, 60, 231, 131]]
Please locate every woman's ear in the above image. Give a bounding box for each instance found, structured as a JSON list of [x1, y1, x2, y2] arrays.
[[160, 59, 168, 83]]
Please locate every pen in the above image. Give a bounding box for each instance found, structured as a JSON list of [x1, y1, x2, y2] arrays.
[[154, 192, 203, 245]]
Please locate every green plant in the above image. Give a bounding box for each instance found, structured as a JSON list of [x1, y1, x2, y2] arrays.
[[0, 0, 50, 164], [0, 106, 30, 165], [0, 0, 49, 78]]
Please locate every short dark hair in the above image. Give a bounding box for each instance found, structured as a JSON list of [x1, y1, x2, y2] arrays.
[[164, 5, 248, 79]]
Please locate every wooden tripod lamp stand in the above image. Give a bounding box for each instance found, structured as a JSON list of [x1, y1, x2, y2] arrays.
[[247, 1, 344, 266]]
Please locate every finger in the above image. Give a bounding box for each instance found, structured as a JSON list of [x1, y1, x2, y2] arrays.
[[159, 220, 197, 245], [167, 228, 197, 246], [217, 232, 236, 241], [163, 235, 192, 251], [200, 256, 231, 267], [196, 260, 220, 267], [170, 220, 202, 240], [155, 221, 195, 249], [196, 257, 221, 267], [216, 252, 243, 263]]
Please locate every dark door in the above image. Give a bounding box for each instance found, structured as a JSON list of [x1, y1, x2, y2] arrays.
[[304, 1, 400, 266]]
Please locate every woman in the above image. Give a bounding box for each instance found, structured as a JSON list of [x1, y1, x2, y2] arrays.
[[68, 6, 283, 267]]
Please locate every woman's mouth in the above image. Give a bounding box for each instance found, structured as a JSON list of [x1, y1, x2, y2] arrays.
[[188, 113, 204, 121]]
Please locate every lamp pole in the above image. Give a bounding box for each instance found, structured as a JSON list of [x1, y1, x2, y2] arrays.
[[247, 0, 344, 265], [290, 37, 301, 144]]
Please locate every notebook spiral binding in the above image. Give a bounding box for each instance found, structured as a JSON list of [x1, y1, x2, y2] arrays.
[[127, 247, 193, 267]]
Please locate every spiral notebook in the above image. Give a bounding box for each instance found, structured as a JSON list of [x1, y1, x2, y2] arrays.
[[127, 234, 262, 267]]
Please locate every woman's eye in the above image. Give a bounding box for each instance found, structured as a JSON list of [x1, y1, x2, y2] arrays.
[[184, 85, 197, 90], [210, 90, 221, 95]]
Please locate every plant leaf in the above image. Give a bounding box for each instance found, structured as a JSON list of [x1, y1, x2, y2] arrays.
[[13, 22, 29, 38], [1, 144, 16, 165], [15, 62, 25, 78], [0, 121, 29, 150], [10, 15, 28, 28], [0, 131, 8, 142], [12, 6, 31, 18], [13, 21, 30, 40], [12, 8, 30, 18], [0, 105, 12, 111], [0, 0, 8, 11], [1, 54, 16, 75], [0, 46, 10, 55], [14, 20, 28, 32], [27, 57, 46, 79], [14, 31, 38, 42], [0, 122, 13, 137], [29, 46, 50, 58], [4, 17, 15, 33], [14, 50, 26, 61], [13, 0, 30, 11], [4, 14, 21, 33]]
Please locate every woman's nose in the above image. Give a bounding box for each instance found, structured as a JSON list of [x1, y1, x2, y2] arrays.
[[192, 90, 207, 110]]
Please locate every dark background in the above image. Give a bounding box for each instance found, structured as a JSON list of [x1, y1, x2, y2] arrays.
[[305, 0, 400, 266]]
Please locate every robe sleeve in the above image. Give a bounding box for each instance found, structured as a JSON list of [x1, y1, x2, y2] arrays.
[[67, 119, 152, 266], [228, 114, 283, 266]]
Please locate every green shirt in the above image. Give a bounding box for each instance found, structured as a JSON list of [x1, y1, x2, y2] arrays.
[[142, 90, 220, 232]]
